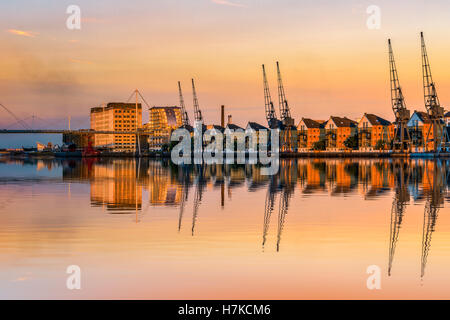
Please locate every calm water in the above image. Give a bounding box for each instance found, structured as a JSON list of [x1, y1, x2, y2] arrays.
[[0, 157, 449, 299]]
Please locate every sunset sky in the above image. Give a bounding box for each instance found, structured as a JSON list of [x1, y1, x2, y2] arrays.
[[1, 0, 450, 130]]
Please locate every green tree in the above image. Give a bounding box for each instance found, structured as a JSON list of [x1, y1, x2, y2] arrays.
[[374, 139, 386, 150], [344, 134, 358, 150], [161, 143, 170, 152], [312, 140, 326, 151]]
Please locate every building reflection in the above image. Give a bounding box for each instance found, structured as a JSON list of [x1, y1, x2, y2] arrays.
[[91, 160, 142, 212], [145, 161, 183, 207], [6, 156, 450, 276], [58, 158, 449, 206], [298, 159, 327, 194], [62, 159, 142, 213], [56, 157, 450, 272]]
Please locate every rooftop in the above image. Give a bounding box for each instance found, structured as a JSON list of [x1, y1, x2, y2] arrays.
[[91, 102, 142, 113], [150, 106, 180, 110], [247, 122, 268, 130], [364, 113, 391, 126], [226, 124, 244, 131], [329, 116, 358, 128], [299, 118, 325, 129]]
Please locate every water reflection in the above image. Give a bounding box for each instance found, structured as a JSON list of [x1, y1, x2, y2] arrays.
[[420, 161, 447, 278], [2, 158, 448, 202], [388, 160, 409, 277], [1, 156, 449, 283]]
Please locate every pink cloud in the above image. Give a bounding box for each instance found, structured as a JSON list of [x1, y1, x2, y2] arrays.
[[211, 0, 247, 8], [81, 17, 107, 24]]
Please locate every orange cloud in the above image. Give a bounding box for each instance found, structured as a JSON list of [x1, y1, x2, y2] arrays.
[[7, 29, 38, 38], [69, 58, 93, 64]]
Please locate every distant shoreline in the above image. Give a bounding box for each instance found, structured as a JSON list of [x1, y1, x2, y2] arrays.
[[2, 150, 450, 159]]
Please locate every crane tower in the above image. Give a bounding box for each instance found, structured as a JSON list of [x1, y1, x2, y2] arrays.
[[276, 61, 297, 152], [262, 64, 280, 129], [178, 81, 190, 127], [420, 32, 449, 152], [388, 39, 411, 152], [276, 61, 295, 127], [192, 78, 203, 122]]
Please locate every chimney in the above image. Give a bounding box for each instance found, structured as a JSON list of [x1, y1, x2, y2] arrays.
[[221, 105, 225, 128], [228, 115, 232, 125]]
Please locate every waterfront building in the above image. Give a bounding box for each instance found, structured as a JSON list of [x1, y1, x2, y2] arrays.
[[204, 125, 225, 149], [445, 111, 450, 127], [279, 126, 298, 153], [297, 118, 326, 151], [62, 130, 95, 149], [324, 116, 358, 151], [224, 123, 244, 134], [90, 103, 142, 152], [224, 122, 244, 152], [206, 124, 225, 134], [357, 113, 392, 151], [245, 122, 268, 133], [407, 111, 430, 152], [146, 106, 183, 151], [446, 112, 450, 143], [245, 122, 268, 152], [407, 110, 450, 152]]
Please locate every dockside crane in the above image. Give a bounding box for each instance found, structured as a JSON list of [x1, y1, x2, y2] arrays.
[[192, 79, 203, 122], [262, 64, 280, 129], [178, 81, 190, 127], [276, 61, 297, 152], [388, 39, 411, 152], [420, 32, 449, 152], [277, 62, 295, 127]]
